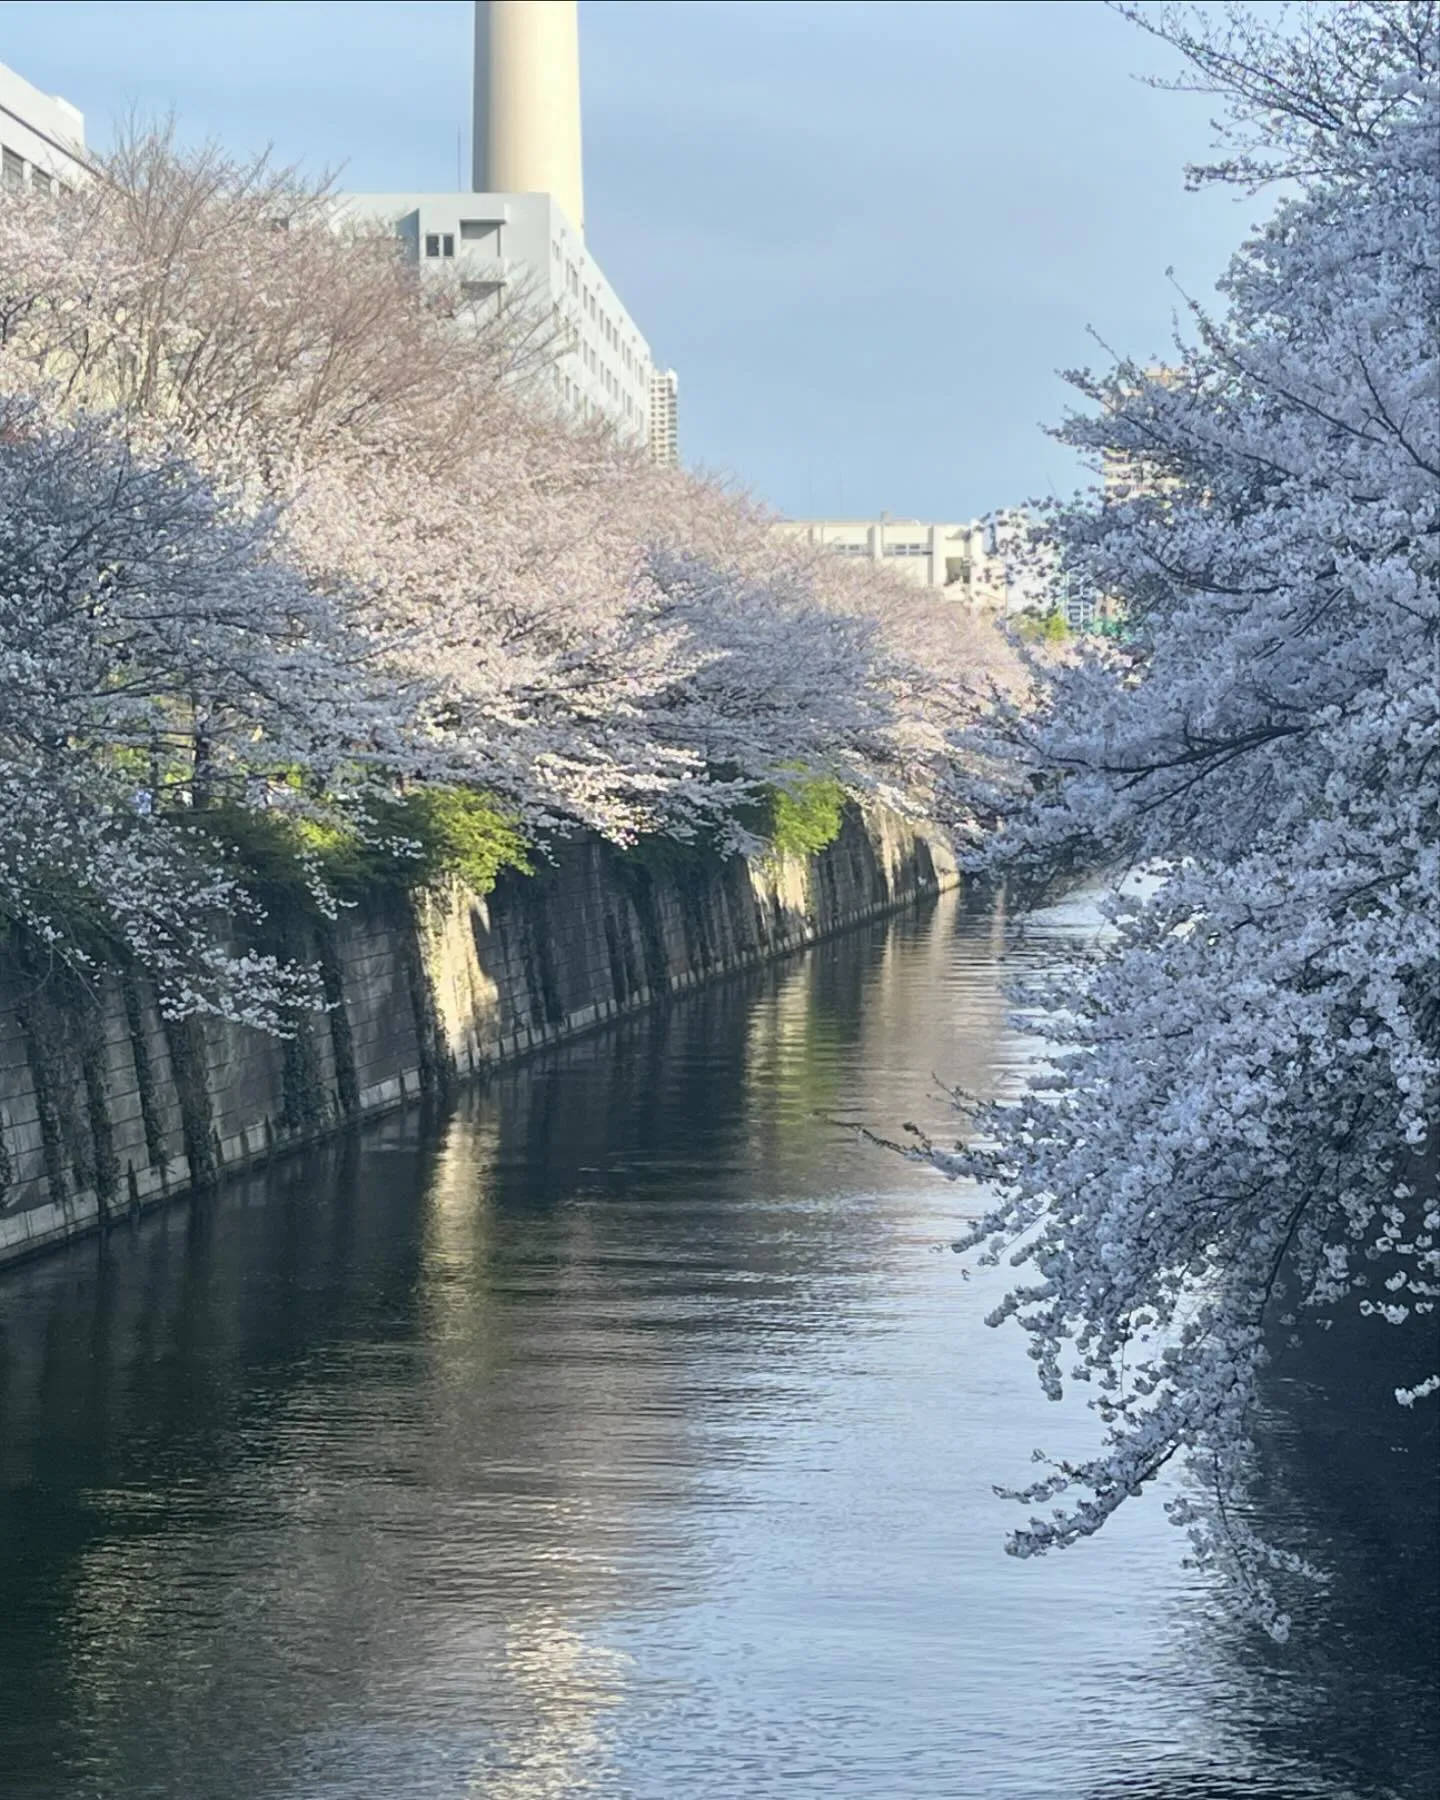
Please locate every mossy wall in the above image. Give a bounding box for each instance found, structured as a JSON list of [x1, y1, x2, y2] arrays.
[[0, 807, 956, 1268]]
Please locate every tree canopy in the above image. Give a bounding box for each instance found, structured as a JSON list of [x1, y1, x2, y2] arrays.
[[0, 131, 1018, 1022], [929, 0, 1438, 1638]]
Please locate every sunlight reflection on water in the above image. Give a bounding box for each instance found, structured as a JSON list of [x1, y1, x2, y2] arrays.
[[0, 889, 1431, 1799]]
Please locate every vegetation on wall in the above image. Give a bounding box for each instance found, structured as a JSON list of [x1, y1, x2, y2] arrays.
[[193, 787, 531, 909], [761, 775, 848, 860]]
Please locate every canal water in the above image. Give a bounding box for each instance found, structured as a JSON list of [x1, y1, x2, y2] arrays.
[[0, 890, 1433, 1800]]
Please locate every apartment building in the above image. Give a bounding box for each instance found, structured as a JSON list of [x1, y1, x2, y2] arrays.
[[649, 369, 679, 469]]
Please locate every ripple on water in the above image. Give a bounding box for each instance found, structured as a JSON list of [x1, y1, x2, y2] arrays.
[[0, 891, 1432, 1800]]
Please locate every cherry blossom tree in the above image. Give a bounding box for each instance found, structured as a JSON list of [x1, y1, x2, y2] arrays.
[[0, 399, 412, 1026], [925, 1, 1439, 1636], [0, 128, 1013, 848], [0, 121, 1026, 1040]]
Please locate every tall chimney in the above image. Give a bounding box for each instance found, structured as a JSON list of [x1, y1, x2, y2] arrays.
[[473, 0, 584, 237]]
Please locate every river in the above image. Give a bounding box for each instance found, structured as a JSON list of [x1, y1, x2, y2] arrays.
[[0, 889, 1433, 1800]]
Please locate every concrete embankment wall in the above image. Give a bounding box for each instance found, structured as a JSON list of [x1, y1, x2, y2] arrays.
[[0, 808, 956, 1268]]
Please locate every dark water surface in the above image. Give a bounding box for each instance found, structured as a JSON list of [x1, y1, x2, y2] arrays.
[[0, 892, 1434, 1800]]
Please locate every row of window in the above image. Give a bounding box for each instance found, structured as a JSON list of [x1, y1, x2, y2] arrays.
[[560, 258, 644, 383], [2, 142, 68, 196], [560, 374, 638, 429], [560, 368, 644, 430], [425, 219, 504, 260], [573, 311, 646, 404], [825, 540, 931, 559]]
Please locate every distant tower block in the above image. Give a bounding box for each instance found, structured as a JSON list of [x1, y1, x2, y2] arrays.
[[473, 0, 584, 236], [649, 369, 679, 469]]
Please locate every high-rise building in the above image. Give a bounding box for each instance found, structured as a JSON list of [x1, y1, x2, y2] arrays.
[[339, 2, 677, 461], [0, 60, 88, 192], [648, 369, 679, 470]]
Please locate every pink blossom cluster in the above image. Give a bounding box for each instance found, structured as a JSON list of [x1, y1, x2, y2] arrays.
[[0, 130, 1017, 1024]]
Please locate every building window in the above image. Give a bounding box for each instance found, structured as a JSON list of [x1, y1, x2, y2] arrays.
[[442, 233, 454, 257], [883, 543, 928, 557], [461, 280, 502, 303], [2, 147, 24, 189], [944, 557, 972, 588], [30, 168, 53, 197], [425, 233, 441, 257], [460, 220, 500, 251]]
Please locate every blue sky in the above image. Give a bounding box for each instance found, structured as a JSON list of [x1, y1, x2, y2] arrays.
[[1, 0, 1260, 519]]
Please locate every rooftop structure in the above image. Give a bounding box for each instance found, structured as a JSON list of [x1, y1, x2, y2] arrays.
[[0, 59, 87, 192], [335, 186, 654, 444], [340, 3, 675, 459], [475, 0, 584, 237]]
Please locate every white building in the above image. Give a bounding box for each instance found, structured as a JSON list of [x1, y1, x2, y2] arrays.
[[335, 187, 655, 445], [774, 512, 1052, 614], [649, 368, 679, 469], [775, 516, 986, 600], [0, 60, 88, 192], [340, 3, 674, 458]]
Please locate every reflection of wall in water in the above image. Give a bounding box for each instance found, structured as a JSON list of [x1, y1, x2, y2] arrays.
[[0, 888, 1037, 1798], [0, 809, 956, 1270]]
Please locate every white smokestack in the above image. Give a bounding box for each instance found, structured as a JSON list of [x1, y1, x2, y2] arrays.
[[473, 0, 585, 237]]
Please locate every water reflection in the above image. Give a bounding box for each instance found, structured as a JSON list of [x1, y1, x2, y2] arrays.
[[0, 890, 1431, 1800]]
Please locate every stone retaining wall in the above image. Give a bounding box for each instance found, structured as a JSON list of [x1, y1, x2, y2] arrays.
[[0, 807, 956, 1268]]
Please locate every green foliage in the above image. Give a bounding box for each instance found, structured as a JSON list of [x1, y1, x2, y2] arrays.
[[193, 787, 530, 907], [188, 804, 341, 895], [762, 774, 847, 860], [379, 787, 531, 895], [618, 772, 847, 876], [1012, 608, 1071, 644]]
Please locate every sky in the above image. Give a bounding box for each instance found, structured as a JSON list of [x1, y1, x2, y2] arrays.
[[0, 0, 1266, 520]]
